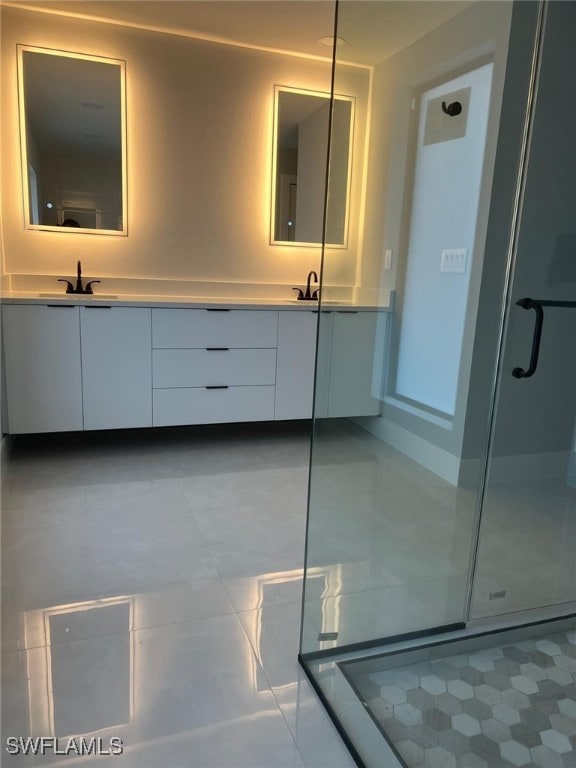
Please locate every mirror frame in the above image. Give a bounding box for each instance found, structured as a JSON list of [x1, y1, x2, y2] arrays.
[[17, 45, 128, 236], [270, 85, 355, 249]]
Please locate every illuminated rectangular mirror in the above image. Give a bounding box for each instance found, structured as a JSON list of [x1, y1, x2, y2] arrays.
[[17, 45, 127, 235], [271, 86, 354, 247]]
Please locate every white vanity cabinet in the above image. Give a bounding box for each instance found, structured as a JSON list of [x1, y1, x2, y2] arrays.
[[312, 310, 334, 419], [1, 304, 152, 434], [80, 307, 152, 430], [273, 309, 385, 420], [151, 308, 278, 426], [1, 301, 388, 434], [328, 311, 383, 417], [274, 310, 317, 420], [2, 304, 83, 433], [314, 310, 384, 419]]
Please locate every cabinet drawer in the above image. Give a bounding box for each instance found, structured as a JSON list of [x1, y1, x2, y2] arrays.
[[153, 386, 275, 426], [153, 348, 276, 388], [152, 309, 277, 348]]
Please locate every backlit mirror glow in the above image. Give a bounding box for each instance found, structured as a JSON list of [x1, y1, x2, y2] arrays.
[[17, 46, 127, 235], [271, 86, 354, 247]]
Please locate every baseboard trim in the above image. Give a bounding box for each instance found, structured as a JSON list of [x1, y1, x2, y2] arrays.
[[353, 416, 575, 488], [489, 448, 573, 482], [354, 416, 461, 485]]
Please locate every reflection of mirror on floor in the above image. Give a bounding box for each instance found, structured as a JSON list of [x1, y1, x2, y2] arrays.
[[25, 598, 134, 737]]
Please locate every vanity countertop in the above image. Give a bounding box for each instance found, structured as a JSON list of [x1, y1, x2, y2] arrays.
[[0, 292, 391, 312]]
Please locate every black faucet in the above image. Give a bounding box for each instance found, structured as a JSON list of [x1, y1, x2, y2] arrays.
[[58, 261, 100, 295], [293, 270, 319, 301]]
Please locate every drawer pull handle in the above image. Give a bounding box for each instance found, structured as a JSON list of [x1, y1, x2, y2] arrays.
[[205, 347, 229, 351], [206, 385, 229, 390], [47, 304, 75, 308], [337, 310, 359, 314], [85, 306, 112, 309], [206, 308, 230, 312]]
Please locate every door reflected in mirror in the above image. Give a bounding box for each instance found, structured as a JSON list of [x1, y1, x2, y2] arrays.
[[17, 46, 127, 235], [271, 86, 354, 247]]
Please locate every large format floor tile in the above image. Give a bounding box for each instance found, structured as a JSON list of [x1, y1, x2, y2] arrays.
[[238, 600, 357, 768], [302, 421, 575, 656], [1, 423, 344, 768], [3, 419, 574, 767], [2, 613, 307, 767]]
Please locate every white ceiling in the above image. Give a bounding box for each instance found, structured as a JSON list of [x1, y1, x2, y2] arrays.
[[5, 1, 473, 67]]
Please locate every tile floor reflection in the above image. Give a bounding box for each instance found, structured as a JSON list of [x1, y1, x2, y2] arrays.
[[4, 418, 572, 767], [1, 423, 356, 768], [301, 420, 477, 654], [301, 420, 576, 654]]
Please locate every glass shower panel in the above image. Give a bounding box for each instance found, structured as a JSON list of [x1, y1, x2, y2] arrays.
[[301, 0, 519, 658], [469, 1, 576, 622], [298, 3, 573, 766]]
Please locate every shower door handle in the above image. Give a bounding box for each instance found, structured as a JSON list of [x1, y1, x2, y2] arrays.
[[512, 297, 576, 379], [512, 298, 544, 379]]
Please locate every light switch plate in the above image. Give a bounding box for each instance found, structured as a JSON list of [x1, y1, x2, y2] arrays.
[[384, 249, 393, 271], [441, 248, 467, 273]]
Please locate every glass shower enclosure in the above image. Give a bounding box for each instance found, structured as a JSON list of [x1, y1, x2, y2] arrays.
[[299, 2, 576, 766]]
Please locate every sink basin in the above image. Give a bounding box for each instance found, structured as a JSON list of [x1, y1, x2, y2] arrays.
[[37, 293, 118, 299]]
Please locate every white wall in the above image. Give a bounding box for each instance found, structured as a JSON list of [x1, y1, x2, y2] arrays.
[[395, 63, 493, 416], [0, 6, 368, 293], [354, 2, 572, 485], [352, 2, 514, 469]]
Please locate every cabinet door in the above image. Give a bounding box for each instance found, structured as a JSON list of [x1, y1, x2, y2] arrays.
[[328, 311, 383, 418], [274, 311, 317, 420], [80, 307, 152, 430], [2, 304, 83, 433], [314, 311, 334, 418]]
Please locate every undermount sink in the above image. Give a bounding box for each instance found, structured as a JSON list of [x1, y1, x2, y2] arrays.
[[37, 293, 118, 299]]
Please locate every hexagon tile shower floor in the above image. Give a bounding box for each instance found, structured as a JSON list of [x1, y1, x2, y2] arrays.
[[347, 630, 576, 768]]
